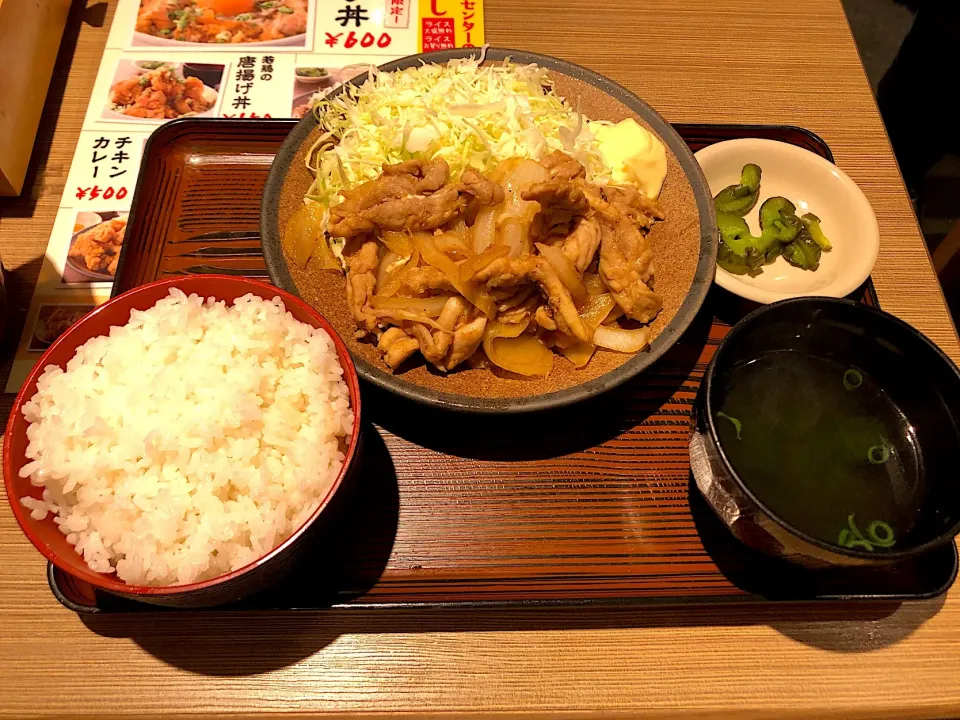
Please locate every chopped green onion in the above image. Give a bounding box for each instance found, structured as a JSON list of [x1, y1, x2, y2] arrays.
[[843, 368, 863, 391], [715, 411, 742, 440], [837, 514, 896, 551], [258, 1, 277, 7], [158, 28, 172, 35], [866, 520, 896, 547], [277, 5, 294, 12], [868, 440, 892, 465], [234, 12, 252, 20]]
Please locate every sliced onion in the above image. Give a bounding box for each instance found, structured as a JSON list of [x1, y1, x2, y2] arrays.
[[593, 325, 650, 353], [488, 157, 522, 185], [473, 205, 497, 253], [583, 273, 607, 296], [283, 202, 330, 268], [371, 295, 453, 317], [370, 310, 444, 332], [502, 159, 550, 204], [411, 232, 497, 318], [559, 341, 596, 368], [449, 218, 469, 239], [579, 293, 615, 331], [459, 244, 509, 284], [498, 216, 525, 257], [376, 249, 419, 298], [502, 159, 548, 228], [313, 235, 341, 271], [483, 319, 528, 342], [434, 231, 474, 261], [410, 232, 459, 278], [551, 332, 579, 350], [377, 249, 400, 291], [536, 242, 588, 302], [483, 320, 553, 377], [603, 306, 625, 326], [381, 231, 414, 257]]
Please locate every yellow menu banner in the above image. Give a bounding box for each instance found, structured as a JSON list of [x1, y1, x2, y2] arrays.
[[418, 0, 484, 52]]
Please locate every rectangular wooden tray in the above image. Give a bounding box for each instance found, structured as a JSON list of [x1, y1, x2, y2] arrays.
[[49, 121, 958, 613]]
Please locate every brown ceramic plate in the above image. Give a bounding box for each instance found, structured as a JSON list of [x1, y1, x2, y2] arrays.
[[261, 48, 718, 413]]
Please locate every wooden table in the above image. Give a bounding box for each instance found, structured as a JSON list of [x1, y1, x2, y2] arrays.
[[2, 0, 960, 717]]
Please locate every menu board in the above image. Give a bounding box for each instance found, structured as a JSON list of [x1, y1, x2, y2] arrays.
[[6, 0, 484, 392]]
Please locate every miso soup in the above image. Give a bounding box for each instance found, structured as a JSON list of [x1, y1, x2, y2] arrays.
[[714, 351, 923, 551]]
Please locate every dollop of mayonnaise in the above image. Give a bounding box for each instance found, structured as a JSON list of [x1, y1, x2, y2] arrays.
[[591, 118, 667, 199]]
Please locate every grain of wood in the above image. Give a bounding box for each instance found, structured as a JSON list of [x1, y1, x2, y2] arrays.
[[2, 0, 960, 717]]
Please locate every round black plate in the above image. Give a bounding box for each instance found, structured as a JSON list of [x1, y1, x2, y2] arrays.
[[260, 47, 717, 414]]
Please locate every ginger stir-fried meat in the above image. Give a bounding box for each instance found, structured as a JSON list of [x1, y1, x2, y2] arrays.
[[540, 150, 587, 181], [328, 158, 505, 238], [592, 199, 662, 323], [395, 266, 456, 295], [561, 218, 602, 273], [472, 256, 591, 342], [378, 328, 420, 370], [320, 151, 665, 375], [446, 317, 488, 370], [382, 158, 449, 193], [522, 179, 589, 240], [459, 168, 504, 205], [361, 185, 467, 234], [344, 240, 379, 333], [587, 184, 665, 230]]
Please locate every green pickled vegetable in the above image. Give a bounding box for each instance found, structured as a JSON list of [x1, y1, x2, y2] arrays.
[[713, 163, 762, 215], [758, 197, 801, 243], [740, 163, 761, 192], [781, 224, 822, 271], [801, 213, 832, 250], [712, 164, 833, 277], [716, 209, 787, 274], [716, 212, 780, 276]]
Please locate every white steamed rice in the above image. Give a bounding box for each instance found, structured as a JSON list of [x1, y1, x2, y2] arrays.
[[19, 288, 353, 586]]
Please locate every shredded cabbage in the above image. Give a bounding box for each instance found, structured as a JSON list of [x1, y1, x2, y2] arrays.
[[304, 55, 618, 211]]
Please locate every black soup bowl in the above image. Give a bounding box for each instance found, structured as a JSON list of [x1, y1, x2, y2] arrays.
[[691, 297, 960, 568]]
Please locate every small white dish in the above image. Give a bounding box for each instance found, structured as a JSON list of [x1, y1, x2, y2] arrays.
[[294, 68, 335, 86], [73, 211, 102, 230], [695, 138, 880, 304]]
